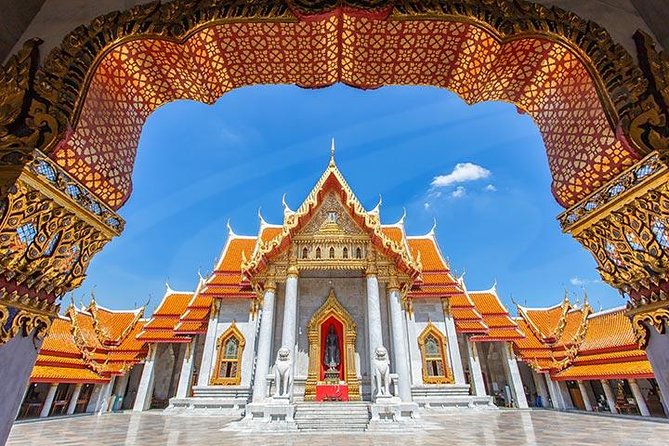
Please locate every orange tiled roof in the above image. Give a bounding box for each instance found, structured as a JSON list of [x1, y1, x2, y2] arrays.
[[243, 163, 421, 280], [449, 289, 487, 333], [201, 234, 256, 298], [137, 289, 193, 343], [175, 279, 214, 335], [469, 289, 524, 342], [32, 304, 150, 384], [552, 308, 653, 381]]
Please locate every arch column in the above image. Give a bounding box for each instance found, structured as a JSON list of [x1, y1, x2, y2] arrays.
[[251, 282, 277, 403], [388, 278, 412, 402], [175, 338, 197, 399], [531, 370, 550, 408]]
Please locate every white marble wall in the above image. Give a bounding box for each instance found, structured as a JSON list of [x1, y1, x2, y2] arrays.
[[406, 298, 456, 386], [213, 298, 257, 387], [284, 274, 380, 381]]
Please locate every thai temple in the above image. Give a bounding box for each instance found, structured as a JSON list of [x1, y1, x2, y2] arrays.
[[17, 151, 665, 427]]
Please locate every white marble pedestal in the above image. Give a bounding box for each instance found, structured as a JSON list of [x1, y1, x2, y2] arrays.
[[245, 397, 296, 422], [370, 396, 419, 421]]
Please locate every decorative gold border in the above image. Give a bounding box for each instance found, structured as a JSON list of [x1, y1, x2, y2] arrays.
[[631, 307, 669, 349], [417, 321, 454, 385], [210, 322, 246, 386], [304, 288, 361, 401]]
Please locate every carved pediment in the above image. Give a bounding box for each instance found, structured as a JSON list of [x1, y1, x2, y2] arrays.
[[297, 192, 366, 238]]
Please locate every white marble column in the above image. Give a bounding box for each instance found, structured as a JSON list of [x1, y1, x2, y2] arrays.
[[39, 384, 58, 418], [629, 379, 651, 416], [546, 375, 564, 410], [466, 338, 487, 397], [601, 379, 618, 414], [133, 344, 157, 411], [251, 285, 277, 402], [557, 381, 574, 409], [197, 300, 221, 387], [281, 269, 299, 355], [366, 271, 384, 398], [531, 371, 550, 408], [577, 380, 593, 411], [98, 377, 116, 413], [500, 342, 528, 409], [388, 284, 412, 401], [175, 339, 197, 399], [443, 301, 466, 385], [112, 373, 130, 411], [66, 384, 83, 415]]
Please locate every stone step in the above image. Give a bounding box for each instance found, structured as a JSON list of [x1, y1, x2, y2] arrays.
[[294, 402, 371, 432]]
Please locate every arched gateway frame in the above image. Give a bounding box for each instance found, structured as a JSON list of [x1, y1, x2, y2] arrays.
[[0, 0, 668, 441], [305, 288, 360, 401]]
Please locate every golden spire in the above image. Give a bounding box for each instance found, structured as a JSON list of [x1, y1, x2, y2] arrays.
[[329, 137, 336, 167]]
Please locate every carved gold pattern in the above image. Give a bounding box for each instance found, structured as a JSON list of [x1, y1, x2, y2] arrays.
[[242, 162, 421, 283], [631, 307, 669, 349], [304, 288, 361, 401], [417, 321, 453, 385], [0, 302, 52, 347], [564, 154, 669, 303], [0, 152, 119, 300], [0, 0, 660, 209], [210, 322, 245, 386]]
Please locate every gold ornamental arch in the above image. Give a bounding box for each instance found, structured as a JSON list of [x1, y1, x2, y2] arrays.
[[0, 0, 668, 350], [304, 288, 361, 401]]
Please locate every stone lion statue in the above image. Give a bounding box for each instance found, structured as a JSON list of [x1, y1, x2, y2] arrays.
[[373, 346, 391, 397], [273, 346, 293, 398]]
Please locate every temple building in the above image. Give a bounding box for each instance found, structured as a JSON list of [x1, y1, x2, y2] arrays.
[[16, 152, 666, 426]]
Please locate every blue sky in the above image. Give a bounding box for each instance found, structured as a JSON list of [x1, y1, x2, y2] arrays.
[[72, 84, 623, 315]]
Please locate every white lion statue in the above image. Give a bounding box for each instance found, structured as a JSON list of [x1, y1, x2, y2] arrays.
[[373, 346, 391, 397], [273, 346, 293, 398]]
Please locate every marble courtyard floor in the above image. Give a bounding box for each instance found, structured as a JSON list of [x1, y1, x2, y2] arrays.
[[7, 410, 669, 446]]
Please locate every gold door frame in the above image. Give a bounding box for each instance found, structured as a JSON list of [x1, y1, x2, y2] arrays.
[[304, 288, 361, 401]]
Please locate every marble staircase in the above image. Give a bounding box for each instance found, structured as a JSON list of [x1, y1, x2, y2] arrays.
[[294, 402, 371, 432]]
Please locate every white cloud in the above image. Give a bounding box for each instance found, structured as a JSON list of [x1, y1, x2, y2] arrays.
[[423, 202, 430, 210], [451, 186, 466, 199], [484, 184, 497, 192], [570, 277, 601, 286], [431, 163, 491, 188]]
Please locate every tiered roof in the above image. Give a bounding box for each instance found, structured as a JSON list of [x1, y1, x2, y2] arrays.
[[137, 287, 193, 343], [31, 302, 148, 384], [512, 296, 591, 373], [551, 307, 653, 381], [510, 296, 652, 381], [468, 286, 524, 342]]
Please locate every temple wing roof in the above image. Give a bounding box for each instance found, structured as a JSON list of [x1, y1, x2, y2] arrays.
[[137, 287, 193, 343], [551, 308, 652, 381], [32, 301, 150, 384], [468, 287, 525, 341]]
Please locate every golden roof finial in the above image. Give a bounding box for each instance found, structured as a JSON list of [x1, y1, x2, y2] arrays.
[[329, 138, 336, 167]]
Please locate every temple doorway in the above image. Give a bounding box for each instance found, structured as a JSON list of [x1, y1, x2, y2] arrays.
[[304, 289, 361, 402]]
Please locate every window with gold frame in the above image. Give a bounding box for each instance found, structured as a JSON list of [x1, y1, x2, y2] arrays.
[[210, 322, 245, 385], [417, 322, 454, 384]]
